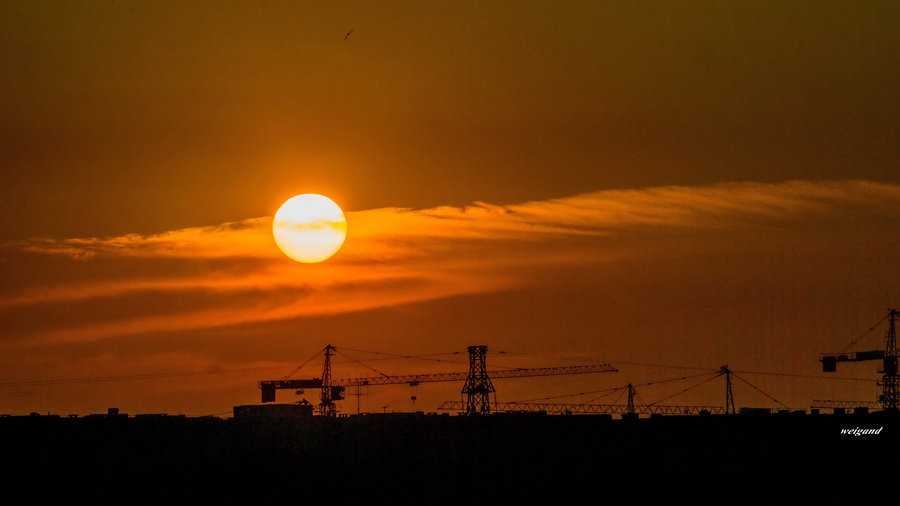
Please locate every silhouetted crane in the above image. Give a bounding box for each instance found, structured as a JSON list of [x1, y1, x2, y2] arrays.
[[820, 309, 899, 410], [439, 368, 737, 416], [259, 344, 618, 415]]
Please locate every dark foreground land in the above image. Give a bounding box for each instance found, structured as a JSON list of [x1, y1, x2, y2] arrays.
[[2, 410, 894, 491]]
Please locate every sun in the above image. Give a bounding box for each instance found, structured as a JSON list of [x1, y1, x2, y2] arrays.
[[272, 194, 347, 263]]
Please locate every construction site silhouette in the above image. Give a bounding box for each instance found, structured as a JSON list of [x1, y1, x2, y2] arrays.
[[4, 311, 899, 488]]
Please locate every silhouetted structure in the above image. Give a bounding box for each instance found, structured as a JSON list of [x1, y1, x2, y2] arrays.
[[319, 344, 338, 416], [821, 309, 899, 410], [233, 402, 313, 419], [721, 365, 736, 415], [626, 382, 636, 415], [3, 409, 896, 490], [811, 399, 881, 412], [258, 345, 617, 416], [437, 400, 726, 415], [461, 345, 495, 414]]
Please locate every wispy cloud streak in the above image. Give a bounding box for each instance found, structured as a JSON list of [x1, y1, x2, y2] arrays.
[[3, 180, 898, 343]]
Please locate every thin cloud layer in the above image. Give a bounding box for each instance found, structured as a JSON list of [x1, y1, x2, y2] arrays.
[[18, 179, 898, 260], [3, 179, 898, 345]]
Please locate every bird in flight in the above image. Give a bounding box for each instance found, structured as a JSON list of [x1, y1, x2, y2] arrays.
[[344, 29, 354, 40]]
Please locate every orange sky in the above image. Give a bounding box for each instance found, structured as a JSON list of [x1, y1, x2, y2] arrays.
[[1, 2, 899, 415]]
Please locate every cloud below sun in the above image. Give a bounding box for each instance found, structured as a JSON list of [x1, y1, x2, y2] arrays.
[[3, 179, 899, 345]]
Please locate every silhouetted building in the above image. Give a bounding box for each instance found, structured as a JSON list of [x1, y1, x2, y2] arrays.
[[233, 403, 313, 420]]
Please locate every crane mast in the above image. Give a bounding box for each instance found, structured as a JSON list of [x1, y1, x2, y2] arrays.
[[461, 345, 495, 414], [879, 309, 898, 410], [319, 344, 337, 417]]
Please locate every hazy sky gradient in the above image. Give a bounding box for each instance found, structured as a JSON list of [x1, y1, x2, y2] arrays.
[[0, 2, 898, 415], [2, 1, 898, 239]]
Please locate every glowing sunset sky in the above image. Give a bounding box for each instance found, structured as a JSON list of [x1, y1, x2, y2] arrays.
[[1, 1, 898, 415]]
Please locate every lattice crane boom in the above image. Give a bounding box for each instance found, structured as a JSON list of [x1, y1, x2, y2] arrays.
[[436, 400, 726, 415], [259, 344, 617, 415], [344, 363, 617, 386], [260, 364, 615, 390]]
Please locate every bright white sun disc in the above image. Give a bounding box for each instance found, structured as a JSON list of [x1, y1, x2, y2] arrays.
[[272, 194, 347, 263]]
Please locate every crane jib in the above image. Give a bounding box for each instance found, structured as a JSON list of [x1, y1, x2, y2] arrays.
[[258, 364, 617, 403]]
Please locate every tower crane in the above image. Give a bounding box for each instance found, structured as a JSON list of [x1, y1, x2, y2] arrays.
[[439, 367, 737, 416], [259, 345, 618, 415], [820, 308, 899, 410]]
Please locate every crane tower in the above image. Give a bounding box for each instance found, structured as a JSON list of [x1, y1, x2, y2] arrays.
[[821, 308, 899, 410]]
